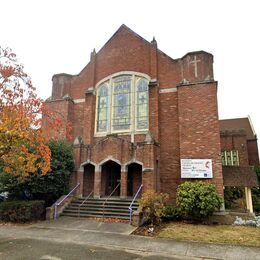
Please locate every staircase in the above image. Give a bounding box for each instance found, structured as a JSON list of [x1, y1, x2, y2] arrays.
[[61, 197, 139, 220]]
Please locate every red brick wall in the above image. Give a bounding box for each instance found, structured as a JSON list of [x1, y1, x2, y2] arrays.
[[178, 82, 224, 196], [247, 139, 260, 166]]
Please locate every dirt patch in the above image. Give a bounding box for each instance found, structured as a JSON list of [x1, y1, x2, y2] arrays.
[[132, 222, 167, 237], [87, 217, 129, 223]]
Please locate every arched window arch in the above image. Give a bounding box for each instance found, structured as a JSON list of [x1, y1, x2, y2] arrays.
[[95, 73, 149, 135]]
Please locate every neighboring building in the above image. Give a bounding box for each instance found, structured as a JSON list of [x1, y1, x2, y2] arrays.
[[220, 117, 259, 212], [43, 25, 258, 210]]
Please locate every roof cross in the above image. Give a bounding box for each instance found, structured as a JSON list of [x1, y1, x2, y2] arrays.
[[190, 56, 201, 78]]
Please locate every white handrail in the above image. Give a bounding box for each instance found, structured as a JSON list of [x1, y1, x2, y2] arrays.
[[129, 184, 143, 224], [54, 182, 80, 220]]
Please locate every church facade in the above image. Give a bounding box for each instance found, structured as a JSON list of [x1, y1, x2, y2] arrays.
[[43, 25, 224, 201]]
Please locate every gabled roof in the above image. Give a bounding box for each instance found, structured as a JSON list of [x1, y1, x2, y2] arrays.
[[220, 117, 256, 140], [99, 24, 151, 51], [222, 166, 259, 187]]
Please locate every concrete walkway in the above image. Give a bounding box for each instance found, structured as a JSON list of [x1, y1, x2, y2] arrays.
[[0, 217, 259, 260]]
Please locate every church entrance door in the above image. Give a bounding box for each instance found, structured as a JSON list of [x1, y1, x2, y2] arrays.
[[127, 163, 142, 197], [101, 160, 121, 196], [83, 164, 94, 197]]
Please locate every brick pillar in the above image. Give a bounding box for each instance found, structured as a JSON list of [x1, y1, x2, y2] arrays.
[[76, 168, 84, 197], [94, 170, 101, 198], [142, 169, 155, 193], [120, 171, 128, 198]]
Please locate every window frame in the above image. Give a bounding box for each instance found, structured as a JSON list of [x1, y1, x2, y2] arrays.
[[94, 71, 150, 137], [221, 150, 239, 166]]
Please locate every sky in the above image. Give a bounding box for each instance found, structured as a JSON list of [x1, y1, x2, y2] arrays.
[[1, 0, 260, 139]]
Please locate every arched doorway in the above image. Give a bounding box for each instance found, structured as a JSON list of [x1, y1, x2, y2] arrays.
[[83, 164, 95, 197], [101, 160, 121, 196], [127, 163, 142, 197]]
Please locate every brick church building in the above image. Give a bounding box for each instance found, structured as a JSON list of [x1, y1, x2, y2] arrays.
[[43, 25, 257, 206]]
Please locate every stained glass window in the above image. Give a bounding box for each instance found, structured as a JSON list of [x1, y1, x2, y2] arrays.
[[136, 78, 148, 130], [112, 76, 131, 131], [97, 84, 109, 132], [95, 74, 149, 134]]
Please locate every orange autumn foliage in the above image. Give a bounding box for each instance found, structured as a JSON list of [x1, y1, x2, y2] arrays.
[[0, 47, 66, 180]]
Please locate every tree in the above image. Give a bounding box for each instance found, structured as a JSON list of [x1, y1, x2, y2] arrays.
[[0, 47, 51, 180]]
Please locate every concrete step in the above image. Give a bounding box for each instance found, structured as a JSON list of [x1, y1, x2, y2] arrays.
[[62, 197, 139, 220], [60, 212, 129, 219], [71, 203, 138, 209], [66, 205, 136, 213]]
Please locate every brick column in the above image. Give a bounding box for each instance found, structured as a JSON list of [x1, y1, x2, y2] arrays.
[[76, 168, 84, 197], [142, 168, 155, 193], [120, 171, 128, 198], [94, 170, 101, 198]]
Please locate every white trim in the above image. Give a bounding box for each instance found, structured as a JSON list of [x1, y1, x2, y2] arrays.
[[159, 88, 177, 94], [94, 72, 150, 136], [74, 98, 85, 104], [95, 71, 151, 89], [248, 115, 256, 137], [99, 157, 122, 167], [124, 160, 143, 171]]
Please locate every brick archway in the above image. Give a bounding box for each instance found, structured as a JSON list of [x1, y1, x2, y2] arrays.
[[101, 160, 121, 197]]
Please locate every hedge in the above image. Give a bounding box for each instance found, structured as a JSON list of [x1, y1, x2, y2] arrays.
[[0, 200, 45, 222]]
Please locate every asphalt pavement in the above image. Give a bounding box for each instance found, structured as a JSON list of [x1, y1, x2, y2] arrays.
[[0, 217, 259, 260]]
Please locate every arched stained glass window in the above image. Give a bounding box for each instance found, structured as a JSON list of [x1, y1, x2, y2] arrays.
[[112, 76, 131, 131], [95, 73, 149, 135], [97, 84, 109, 132], [136, 79, 148, 130]]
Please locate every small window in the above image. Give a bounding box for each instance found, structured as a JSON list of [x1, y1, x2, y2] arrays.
[[221, 150, 239, 166]]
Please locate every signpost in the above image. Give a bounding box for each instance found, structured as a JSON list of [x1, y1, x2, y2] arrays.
[[181, 159, 213, 178]]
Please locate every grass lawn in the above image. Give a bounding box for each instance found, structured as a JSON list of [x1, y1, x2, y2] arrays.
[[157, 222, 260, 247]]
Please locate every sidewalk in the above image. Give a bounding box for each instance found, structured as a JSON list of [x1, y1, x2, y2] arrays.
[[0, 217, 259, 260]]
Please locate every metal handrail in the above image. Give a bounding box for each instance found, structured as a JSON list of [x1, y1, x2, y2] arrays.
[[129, 184, 143, 224], [78, 190, 93, 217], [102, 181, 121, 220], [54, 182, 80, 220]]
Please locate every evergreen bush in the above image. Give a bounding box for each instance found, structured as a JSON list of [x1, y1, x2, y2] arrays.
[[176, 181, 223, 221]]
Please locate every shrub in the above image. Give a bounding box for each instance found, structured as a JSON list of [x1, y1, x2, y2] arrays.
[[0, 200, 45, 222], [224, 186, 244, 209], [252, 166, 260, 213], [0, 139, 74, 206], [162, 205, 181, 221], [234, 216, 260, 227], [176, 181, 223, 221], [139, 190, 169, 224]]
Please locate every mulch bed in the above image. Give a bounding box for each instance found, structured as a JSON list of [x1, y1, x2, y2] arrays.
[[87, 217, 129, 223], [132, 222, 167, 237]]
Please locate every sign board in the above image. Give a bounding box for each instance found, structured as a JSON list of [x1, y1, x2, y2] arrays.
[[181, 159, 213, 178]]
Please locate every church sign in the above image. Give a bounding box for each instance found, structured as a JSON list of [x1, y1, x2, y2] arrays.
[[181, 159, 213, 178]]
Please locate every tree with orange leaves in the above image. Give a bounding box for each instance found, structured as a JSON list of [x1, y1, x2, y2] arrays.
[[0, 47, 51, 180]]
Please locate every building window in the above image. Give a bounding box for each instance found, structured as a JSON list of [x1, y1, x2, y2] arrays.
[[96, 73, 149, 135], [97, 83, 109, 133], [221, 151, 239, 166]]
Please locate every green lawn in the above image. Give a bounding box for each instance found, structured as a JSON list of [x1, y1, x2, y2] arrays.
[[157, 222, 260, 247]]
